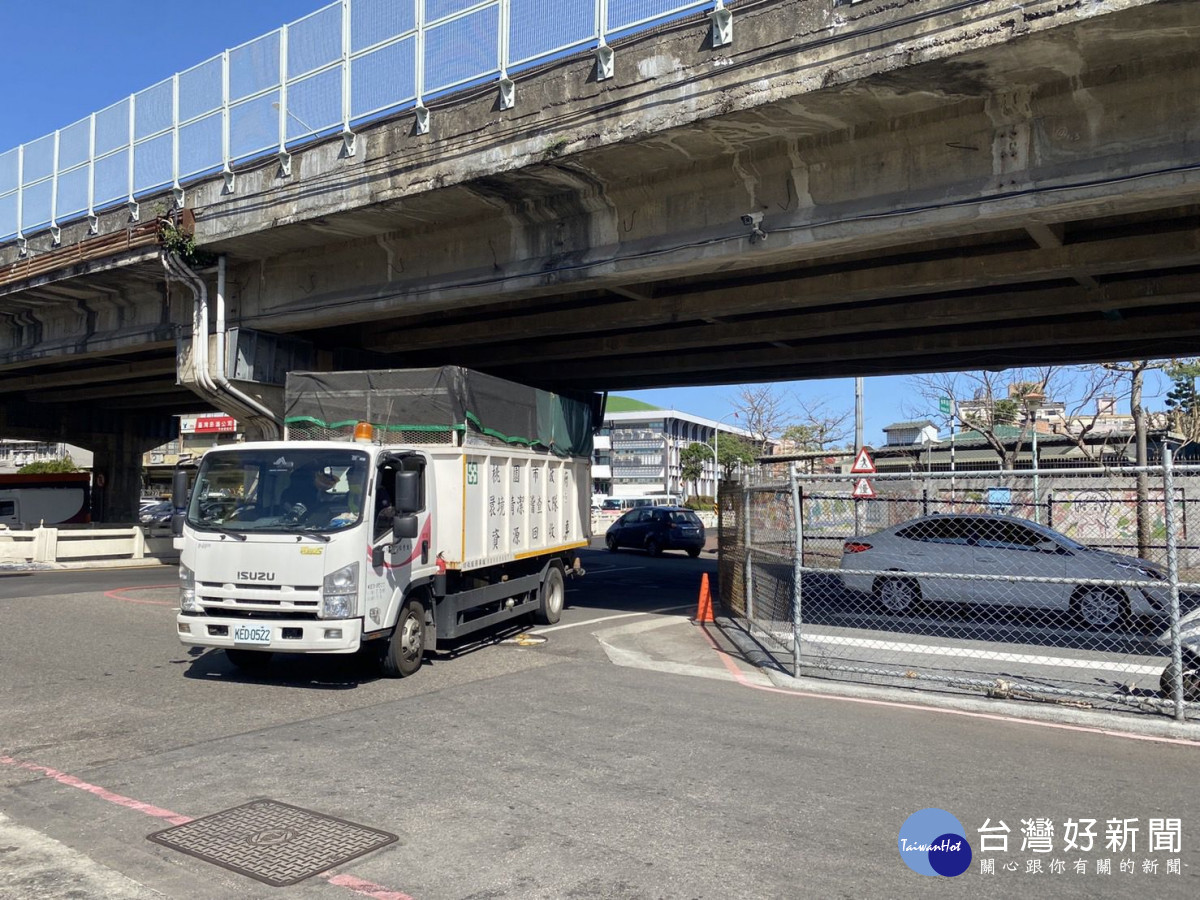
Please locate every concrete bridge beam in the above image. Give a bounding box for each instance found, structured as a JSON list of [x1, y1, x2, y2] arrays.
[[1, 0, 1198, 403]]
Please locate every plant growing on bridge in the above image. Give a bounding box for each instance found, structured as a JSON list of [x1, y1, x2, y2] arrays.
[[159, 221, 216, 268], [542, 138, 569, 160]]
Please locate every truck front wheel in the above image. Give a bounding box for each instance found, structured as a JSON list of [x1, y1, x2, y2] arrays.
[[535, 565, 565, 626], [382, 597, 426, 678]]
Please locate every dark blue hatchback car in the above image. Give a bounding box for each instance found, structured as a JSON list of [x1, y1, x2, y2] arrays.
[[605, 506, 706, 558]]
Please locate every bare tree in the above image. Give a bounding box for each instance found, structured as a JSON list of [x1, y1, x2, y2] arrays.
[[1050, 365, 1129, 461], [1099, 360, 1167, 559], [780, 399, 854, 452], [907, 368, 1059, 469], [730, 384, 790, 452]]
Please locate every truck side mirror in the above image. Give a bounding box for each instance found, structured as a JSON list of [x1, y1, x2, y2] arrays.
[[395, 470, 421, 513], [172, 469, 190, 509], [393, 514, 419, 540], [171, 469, 190, 537]]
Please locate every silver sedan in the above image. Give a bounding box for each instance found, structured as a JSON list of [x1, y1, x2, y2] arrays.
[[839, 513, 1167, 629]]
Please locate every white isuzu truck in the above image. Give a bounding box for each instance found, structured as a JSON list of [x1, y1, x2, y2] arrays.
[[173, 367, 599, 677]]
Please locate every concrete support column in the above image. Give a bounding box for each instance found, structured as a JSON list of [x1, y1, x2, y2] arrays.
[[88, 425, 156, 524]]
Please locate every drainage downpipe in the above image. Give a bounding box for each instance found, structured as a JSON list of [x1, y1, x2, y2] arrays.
[[164, 252, 282, 440], [210, 254, 281, 439]]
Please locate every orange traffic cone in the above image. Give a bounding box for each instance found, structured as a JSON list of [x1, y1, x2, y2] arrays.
[[692, 573, 714, 624]]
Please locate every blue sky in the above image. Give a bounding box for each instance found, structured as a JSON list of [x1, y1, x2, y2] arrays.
[[0, 2, 1174, 445], [0, 2, 319, 148]]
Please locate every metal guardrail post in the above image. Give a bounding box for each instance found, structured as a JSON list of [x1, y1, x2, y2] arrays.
[[414, 0, 430, 134], [221, 51, 235, 192], [340, 0, 356, 155], [790, 465, 803, 676], [1163, 447, 1185, 721]]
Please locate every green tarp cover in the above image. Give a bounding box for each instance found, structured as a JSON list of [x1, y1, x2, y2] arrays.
[[284, 367, 600, 458]]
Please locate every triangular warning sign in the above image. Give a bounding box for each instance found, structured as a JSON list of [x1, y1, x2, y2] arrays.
[[850, 447, 876, 474], [852, 478, 876, 499]]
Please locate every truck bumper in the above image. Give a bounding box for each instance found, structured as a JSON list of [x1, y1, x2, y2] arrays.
[[176, 614, 364, 654]]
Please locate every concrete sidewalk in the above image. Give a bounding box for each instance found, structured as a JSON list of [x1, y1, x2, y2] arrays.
[[1, 556, 176, 573], [0, 813, 166, 899]]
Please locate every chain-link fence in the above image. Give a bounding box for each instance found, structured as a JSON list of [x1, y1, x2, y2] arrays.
[[720, 452, 1200, 721]]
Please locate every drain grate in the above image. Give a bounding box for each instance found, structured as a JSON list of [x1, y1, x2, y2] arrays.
[[148, 799, 397, 887]]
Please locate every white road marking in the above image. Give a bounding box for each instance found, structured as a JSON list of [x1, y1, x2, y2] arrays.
[[531, 605, 691, 633], [595, 616, 773, 685], [798, 631, 1165, 676]]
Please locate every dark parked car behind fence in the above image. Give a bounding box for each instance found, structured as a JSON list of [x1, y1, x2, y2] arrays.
[[605, 506, 705, 557]]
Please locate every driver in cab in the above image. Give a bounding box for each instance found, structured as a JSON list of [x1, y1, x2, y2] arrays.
[[283, 465, 343, 525]]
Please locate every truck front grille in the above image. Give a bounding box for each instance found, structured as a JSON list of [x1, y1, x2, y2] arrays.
[[201, 607, 320, 621]]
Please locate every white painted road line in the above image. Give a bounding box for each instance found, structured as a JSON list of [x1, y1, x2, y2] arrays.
[[800, 631, 1164, 676], [532, 605, 692, 634]]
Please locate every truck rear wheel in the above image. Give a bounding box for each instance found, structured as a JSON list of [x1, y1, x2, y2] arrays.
[[535, 565, 565, 626], [225, 649, 273, 671], [382, 596, 426, 678]]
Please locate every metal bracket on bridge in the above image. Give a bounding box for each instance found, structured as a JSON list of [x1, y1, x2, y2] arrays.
[[596, 43, 614, 81], [128, 199, 140, 222], [341, 128, 356, 158], [223, 167, 236, 194], [277, 150, 292, 179], [49, 224, 61, 246], [711, 2, 733, 48], [172, 185, 186, 208], [16, 235, 27, 256], [499, 76, 515, 111], [414, 104, 430, 136], [87, 212, 99, 234]]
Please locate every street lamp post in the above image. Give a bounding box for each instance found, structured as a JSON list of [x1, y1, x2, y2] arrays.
[[709, 413, 738, 498]]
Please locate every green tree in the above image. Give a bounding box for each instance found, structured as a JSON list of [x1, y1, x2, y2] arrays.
[[1166, 360, 1200, 446], [18, 456, 78, 474], [680, 442, 711, 494], [716, 434, 758, 476]]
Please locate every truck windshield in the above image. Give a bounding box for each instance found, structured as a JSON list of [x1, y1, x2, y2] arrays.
[[187, 448, 371, 534]]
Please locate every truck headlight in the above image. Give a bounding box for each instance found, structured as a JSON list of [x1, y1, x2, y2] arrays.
[[322, 562, 360, 619], [179, 562, 198, 613]]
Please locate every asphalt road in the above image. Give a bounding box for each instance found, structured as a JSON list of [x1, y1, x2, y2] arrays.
[[2, 547, 1199, 898]]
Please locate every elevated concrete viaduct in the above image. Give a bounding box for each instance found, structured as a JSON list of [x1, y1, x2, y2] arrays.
[[2, 0, 1200, 519]]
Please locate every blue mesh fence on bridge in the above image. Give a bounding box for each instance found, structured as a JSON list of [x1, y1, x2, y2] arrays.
[[0, 0, 720, 244]]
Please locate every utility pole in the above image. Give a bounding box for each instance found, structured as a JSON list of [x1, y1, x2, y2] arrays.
[[854, 377, 863, 536], [855, 377, 863, 451], [1132, 364, 1150, 558]]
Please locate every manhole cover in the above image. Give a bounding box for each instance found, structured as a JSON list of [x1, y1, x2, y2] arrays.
[[148, 799, 397, 887]]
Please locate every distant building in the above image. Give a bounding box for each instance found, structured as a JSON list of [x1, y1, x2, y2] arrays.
[[596, 397, 756, 500], [882, 420, 940, 448], [141, 413, 242, 495], [955, 385, 1164, 438], [872, 423, 1193, 472]]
